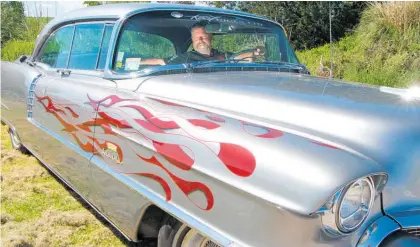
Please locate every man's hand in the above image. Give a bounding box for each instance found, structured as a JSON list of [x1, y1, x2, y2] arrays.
[[234, 46, 266, 62], [253, 46, 265, 56]]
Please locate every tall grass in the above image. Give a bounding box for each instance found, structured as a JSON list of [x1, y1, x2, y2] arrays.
[[1, 40, 35, 61], [297, 2, 420, 88]]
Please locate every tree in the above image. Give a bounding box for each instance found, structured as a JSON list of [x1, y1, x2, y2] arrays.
[[212, 1, 367, 50], [1, 1, 26, 47]]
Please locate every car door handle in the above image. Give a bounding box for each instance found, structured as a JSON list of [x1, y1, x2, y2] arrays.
[[56, 69, 71, 76]]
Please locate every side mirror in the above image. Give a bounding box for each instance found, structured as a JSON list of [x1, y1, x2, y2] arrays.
[[18, 55, 28, 63]]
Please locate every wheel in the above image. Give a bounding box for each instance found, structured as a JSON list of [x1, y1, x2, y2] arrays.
[[170, 224, 220, 247], [8, 127, 27, 153]]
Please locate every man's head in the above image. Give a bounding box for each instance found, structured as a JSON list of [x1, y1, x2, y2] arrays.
[[191, 24, 212, 55]]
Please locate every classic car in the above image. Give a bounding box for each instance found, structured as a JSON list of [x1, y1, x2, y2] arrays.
[[1, 3, 419, 247]]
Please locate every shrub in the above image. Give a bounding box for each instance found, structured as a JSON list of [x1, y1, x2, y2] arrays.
[[297, 2, 420, 88], [1, 40, 35, 61]]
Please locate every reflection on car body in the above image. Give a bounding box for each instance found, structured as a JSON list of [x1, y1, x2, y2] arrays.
[[1, 3, 419, 247]]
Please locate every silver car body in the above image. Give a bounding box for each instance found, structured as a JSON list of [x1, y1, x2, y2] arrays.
[[1, 3, 419, 247]]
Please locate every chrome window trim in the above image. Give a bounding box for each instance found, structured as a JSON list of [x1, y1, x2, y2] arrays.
[[103, 7, 299, 80], [95, 24, 114, 70], [95, 24, 107, 70], [65, 24, 77, 68]]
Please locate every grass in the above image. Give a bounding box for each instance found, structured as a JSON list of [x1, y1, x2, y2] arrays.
[[297, 2, 420, 88], [1, 124, 130, 247]]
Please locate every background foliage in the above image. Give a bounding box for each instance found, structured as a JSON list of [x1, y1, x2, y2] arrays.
[[213, 1, 367, 50], [297, 2, 420, 87]]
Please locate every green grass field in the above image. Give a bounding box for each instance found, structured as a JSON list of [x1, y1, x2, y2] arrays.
[[1, 124, 130, 247]]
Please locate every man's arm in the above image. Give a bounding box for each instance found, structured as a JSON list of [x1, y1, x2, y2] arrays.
[[139, 58, 166, 65]]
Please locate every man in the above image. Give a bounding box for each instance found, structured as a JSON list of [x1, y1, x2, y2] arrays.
[[141, 23, 264, 65]]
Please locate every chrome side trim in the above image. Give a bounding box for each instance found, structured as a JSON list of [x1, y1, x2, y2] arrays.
[[27, 74, 42, 118], [357, 216, 400, 247]]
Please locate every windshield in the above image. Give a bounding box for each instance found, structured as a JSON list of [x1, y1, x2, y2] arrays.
[[113, 10, 300, 73]]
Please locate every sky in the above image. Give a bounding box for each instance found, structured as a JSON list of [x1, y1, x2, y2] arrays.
[[23, 1, 209, 18], [24, 1, 85, 18]]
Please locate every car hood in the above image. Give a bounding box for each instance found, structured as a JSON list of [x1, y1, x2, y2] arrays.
[[125, 72, 420, 214]]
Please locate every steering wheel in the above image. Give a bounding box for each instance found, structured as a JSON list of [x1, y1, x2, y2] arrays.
[[230, 48, 266, 63]]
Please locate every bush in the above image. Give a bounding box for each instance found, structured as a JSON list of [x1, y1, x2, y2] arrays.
[[297, 2, 420, 87], [1, 40, 35, 61], [1, 17, 51, 61]]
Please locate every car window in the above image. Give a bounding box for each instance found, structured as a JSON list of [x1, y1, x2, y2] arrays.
[[97, 24, 114, 70], [36, 25, 74, 68], [68, 23, 104, 70], [111, 11, 301, 75], [114, 30, 176, 71]]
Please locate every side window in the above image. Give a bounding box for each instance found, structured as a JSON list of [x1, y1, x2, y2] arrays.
[[114, 30, 176, 71], [36, 25, 74, 68], [97, 25, 114, 70], [68, 23, 104, 70]]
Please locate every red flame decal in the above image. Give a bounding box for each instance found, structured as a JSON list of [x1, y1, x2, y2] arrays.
[[87, 95, 136, 108], [125, 172, 172, 201], [138, 155, 214, 210], [98, 112, 131, 128], [218, 143, 256, 177], [64, 106, 79, 118], [152, 141, 194, 171]]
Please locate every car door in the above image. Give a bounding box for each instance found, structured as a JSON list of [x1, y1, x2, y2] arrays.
[[31, 22, 115, 198]]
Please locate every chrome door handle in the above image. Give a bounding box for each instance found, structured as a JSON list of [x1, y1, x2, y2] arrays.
[[56, 69, 71, 76]]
